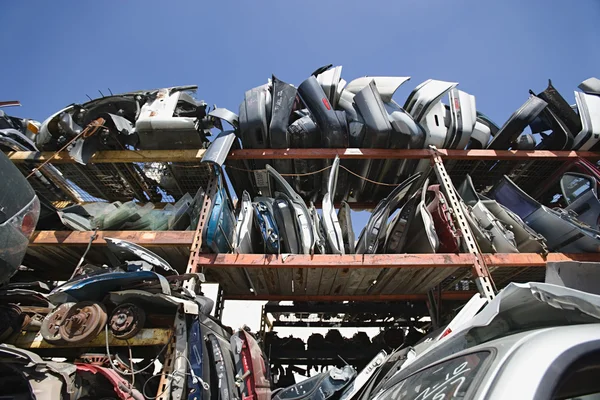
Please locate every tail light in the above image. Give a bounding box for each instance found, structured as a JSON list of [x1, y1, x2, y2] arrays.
[[7, 196, 40, 239]]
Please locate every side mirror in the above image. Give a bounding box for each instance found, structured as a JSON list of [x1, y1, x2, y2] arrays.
[[560, 173, 597, 205]]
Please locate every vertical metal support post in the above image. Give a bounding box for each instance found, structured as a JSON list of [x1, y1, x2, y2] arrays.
[[184, 170, 219, 292], [430, 150, 496, 301], [156, 309, 188, 400], [214, 286, 225, 321]]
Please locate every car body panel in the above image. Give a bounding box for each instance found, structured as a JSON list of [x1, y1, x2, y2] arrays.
[[321, 156, 345, 254], [104, 237, 177, 274], [490, 176, 600, 252], [239, 84, 271, 164], [579, 77, 600, 95], [458, 175, 519, 253], [354, 80, 393, 200], [560, 172, 600, 228], [231, 330, 271, 400], [403, 79, 458, 123], [338, 201, 355, 254], [288, 115, 323, 199], [136, 88, 203, 150], [204, 172, 235, 253], [426, 185, 461, 253], [273, 193, 301, 254], [273, 365, 356, 400], [535, 104, 574, 150], [487, 95, 547, 149], [356, 173, 421, 254], [270, 76, 297, 179], [0, 151, 39, 284], [445, 89, 476, 150], [203, 130, 237, 167], [344, 76, 410, 103], [253, 197, 280, 254], [573, 91, 600, 150], [266, 164, 314, 254], [316, 65, 344, 108], [235, 191, 258, 254], [536, 79, 582, 136]]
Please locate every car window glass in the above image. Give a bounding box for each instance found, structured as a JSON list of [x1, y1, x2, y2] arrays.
[[552, 350, 600, 400], [373, 351, 490, 400]]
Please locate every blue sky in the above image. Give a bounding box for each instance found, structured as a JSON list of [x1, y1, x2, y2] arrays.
[[2, 0, 600, 233]]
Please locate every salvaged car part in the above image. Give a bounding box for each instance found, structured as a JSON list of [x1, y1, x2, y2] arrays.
[[572, 91, 600, 150], [273, 193, 301, 254], [0, 304, 26, 342], [353, 80, 394, 199], [270, 75, 297, 179], [481, 197, 548, 253], [105, 237, 177, 273], [560, 172, 600, 229], [310, 203, 327, 254], [579, 77, 600, 95], [356, 173, 421, 254], [321, 156, 345, 254], [458, 175, 519, 253], [273, 365, 356, 400], [487, 95, 547, 149], [491, 176, 600, 252], [40, 302, 76, 344], [204, 171, 235, 253], [0, 151, 40, 285], [0, 345, 77, 400], [426, 185, 461, 253], [297, 75, 348, 149], [239, 84, 271, 151], [136, 86, 209, 150], [339, 350, 387, 400], [289, 114, 323, 198], [253, 197, 280, 254], [445, 88, 477, 150], [344, 76, 410, 102], [338, 201, 355, 254], [207, 333, 236, 400], [316, 65, 344, 108], [203, 130, 237, 167], [235, 191, 258, 254], [108, 303, 146, 340], [534, 103, 574, 150], [535, 79, 582, 136], [231, 329, 271, 400], [76, 363, 145, 400], [395, 179, 439, 253], [267, 164, 314, 254], [404, 79, 458, 123], [59, 301, 108, 344]]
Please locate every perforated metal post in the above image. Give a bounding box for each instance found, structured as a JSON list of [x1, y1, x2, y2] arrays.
[[431, 150, 496, 301], [214, 286, 225, 321], [183, 170, 219, 292]]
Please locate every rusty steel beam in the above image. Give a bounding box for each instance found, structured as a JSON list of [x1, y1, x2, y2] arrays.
[[7, 149, 206, 164], [10, 328, 172, 349], [197, 253, 476, 269], [197, 253, 600, 269], [29, 230, 195, 246], [227, 148, 600, 160], [8, 148, 600, 165], [224, 292, 476, 301]]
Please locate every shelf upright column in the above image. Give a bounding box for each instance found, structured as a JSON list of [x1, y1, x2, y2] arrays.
[[183, 171, 219, 292], [430, 150, 496, 301]]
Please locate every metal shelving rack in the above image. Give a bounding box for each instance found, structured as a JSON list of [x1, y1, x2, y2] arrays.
[[7, 146, 600, 394]]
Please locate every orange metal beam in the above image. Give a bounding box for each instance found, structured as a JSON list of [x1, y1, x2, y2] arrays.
[[198, 253, 600, 269], [8, 148, 600, 165], [197, 253, 476, 269], [29, 230, 195, 246], [227, 148, 600, 161], [223, 292, 476, 301]]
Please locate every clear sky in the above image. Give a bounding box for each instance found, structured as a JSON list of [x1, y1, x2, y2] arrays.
[[3, 0, 600, 336]]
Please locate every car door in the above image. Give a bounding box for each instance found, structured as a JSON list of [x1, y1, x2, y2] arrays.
[[560, 172, 600, 229]]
